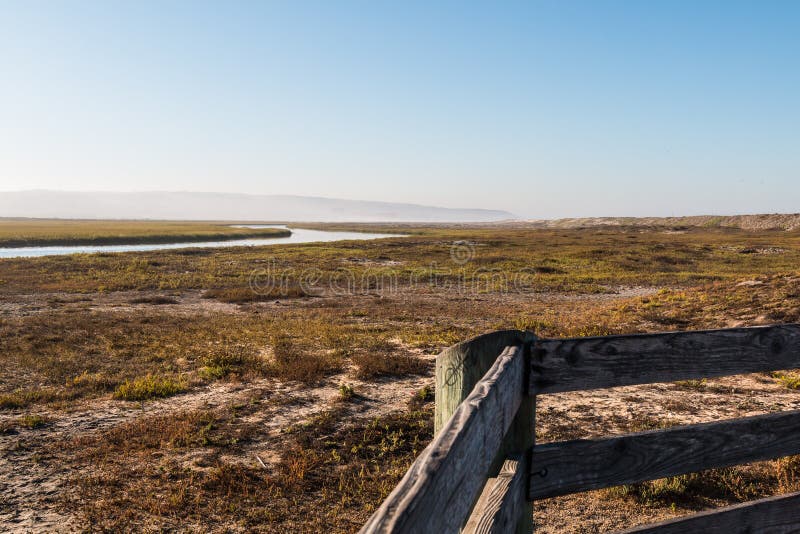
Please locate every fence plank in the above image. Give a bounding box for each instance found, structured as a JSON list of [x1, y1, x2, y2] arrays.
[[530, 324, 800, 395], [435, 330, 536, 534], [616, 491, 800, 533], [529, 409, 800, 500], [360, 345, 525, 534], [463, 455, 529, 534]]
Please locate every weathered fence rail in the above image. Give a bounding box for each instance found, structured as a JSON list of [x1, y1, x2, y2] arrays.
[[359, 323, 800, 534]]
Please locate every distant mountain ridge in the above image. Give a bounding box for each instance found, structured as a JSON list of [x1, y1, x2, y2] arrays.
[[0, 191, 516, 223]]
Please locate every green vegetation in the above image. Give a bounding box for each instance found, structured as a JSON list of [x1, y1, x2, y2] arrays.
[[338, 383, 355, 400], [199, 347, 266, 380], [1, 225, 799, 296], [773, 371, 800, 390], [18, 414, 49, 429], [114, 374, 187, 401], [0, 218, 290, 247]]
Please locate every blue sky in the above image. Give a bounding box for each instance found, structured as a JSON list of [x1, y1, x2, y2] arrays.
[[1, 1, 798, 218]]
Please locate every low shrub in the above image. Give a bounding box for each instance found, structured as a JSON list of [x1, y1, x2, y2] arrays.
[[114, 375, 186, 401], [18, 414, 49, 429], [199, 347, 265, 380]]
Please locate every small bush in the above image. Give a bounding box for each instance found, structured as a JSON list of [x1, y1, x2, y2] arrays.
[[415, 385, 434, 402], [18, 414, 49, 429], [199, 347, 265, 380], [773, 371, 800, 390], [408, 385, 434, 410], [775, 455, 800, 492], [0, 393, 26, 409], [338, 383, 355, 400], [114, 375, 186, 401]]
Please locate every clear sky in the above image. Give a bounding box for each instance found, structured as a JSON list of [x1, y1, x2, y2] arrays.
[[1, 1, 798, 218]]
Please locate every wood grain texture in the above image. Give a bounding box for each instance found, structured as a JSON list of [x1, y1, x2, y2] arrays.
[[530, 324, 800, 395], [463, 455, 529, 534], [435, 330, 536, 534], [616, 491, 800, 534], [529, 409, 800, 500], [360, 345, 526, 534], [436, 330, 534, 434]]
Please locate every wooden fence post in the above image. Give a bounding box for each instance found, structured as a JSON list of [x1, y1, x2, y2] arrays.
[[435, 330, 536, 534]]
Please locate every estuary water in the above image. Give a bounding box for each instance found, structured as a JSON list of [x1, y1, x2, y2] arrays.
[[0, 225, 402, 259]]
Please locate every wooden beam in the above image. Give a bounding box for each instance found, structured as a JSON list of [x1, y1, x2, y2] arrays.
[[530, 409, 800, 500], [463, 455, 529, 534], [616, 491, 800, 533], [360, 345, 526, 534], [435, 330, 534, 435], [435, 330, 536, 534], [530, 324, 800, 395]]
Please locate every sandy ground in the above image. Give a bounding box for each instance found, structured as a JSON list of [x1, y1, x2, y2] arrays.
[[0, 355, 434, 532]]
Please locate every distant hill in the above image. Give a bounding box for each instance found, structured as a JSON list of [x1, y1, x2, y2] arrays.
[[0, 191, 516, 223], [513, 214, 800, 231]]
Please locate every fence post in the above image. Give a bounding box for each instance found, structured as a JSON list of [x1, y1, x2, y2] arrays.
[[435, 330, 536, 534]]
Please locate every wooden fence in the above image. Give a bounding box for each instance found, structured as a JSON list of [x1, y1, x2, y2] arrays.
[[359, 324, 800, 534]]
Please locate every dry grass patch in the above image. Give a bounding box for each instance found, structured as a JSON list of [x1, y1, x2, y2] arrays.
[[199, 346, 266, 380], [602, 458, 800, 513], [351, 340, 428, 379], [266, 332, 343, 384], [202, 284, 306, 303], [60, 403, 433, 532], [0, 389, 61, 410]]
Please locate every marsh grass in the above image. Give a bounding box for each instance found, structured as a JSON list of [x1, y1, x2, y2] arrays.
[[2, 225, 800, 295], [5, 223, 800, 530], [0, 219, 289, 247]]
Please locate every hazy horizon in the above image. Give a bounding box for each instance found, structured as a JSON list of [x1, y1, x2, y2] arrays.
[[0, 190, 517, 222], [2, 2, 798, 218]]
